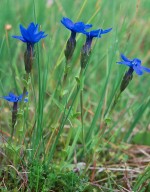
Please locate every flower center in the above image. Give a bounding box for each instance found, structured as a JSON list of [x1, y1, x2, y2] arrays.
[[132, 60, 138, 66]]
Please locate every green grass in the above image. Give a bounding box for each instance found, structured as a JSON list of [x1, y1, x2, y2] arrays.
[[0, 0, 150, 191]]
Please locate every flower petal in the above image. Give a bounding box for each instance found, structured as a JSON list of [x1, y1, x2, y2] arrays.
[[132, 58, 141, 66], [84, 24, 92, 29], [61, 17, 74, 30], [141, 66, 150, 73], [101, 28, 112, 34], [27, 22, 36, 34], [20, 24, 31, 42], [34, 24, 39, 34], [9, 93, 17, 98], [2, 95, 17, 102], [87, 29, 101, 38], [133, 65, 143, 75], [34, 31, 47, 42], [12, 35, 27, 42], [74, 23, 86, 32], [61, 17, 92, 33], [120, 54, 131, 62], [3, 96, 14, 102]]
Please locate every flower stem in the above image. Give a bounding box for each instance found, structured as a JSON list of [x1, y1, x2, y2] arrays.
[[63, 60, 69, 86], [79, 68, 86, 155], [11, 102, 18, 139], [109, 91, 121, 115]]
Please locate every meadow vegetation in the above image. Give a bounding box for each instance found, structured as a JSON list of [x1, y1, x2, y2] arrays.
[[0, 0, 150, 191]]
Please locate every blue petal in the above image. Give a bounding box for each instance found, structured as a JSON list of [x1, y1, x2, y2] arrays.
[[2, 96, 17, 102], [61, 17, 74, 30], [20, 24, 31, 42], [18, 92, 28, 99], [61, 17, 92, 33], [86, 29, 101, 38], [13, 22, 47, 44], [1, 92, 29, 103], [24, 98, 28, 102], [133, 65, 143, 75], [84, 24, 92, 29], [74, 22, 92, 32], [12, 35, 27, 42], [27, 22, 38, 34], [141, 66, 150, 73], [9, 92, 17, 97], [120, 54, 131, 62], [34, 31, 46, 42], [132, 58, 141, 66], [74, 23, 86, 32], [18, 94, 23, 101], [4, 96, 14, 102], [27, 22, 36, 33], [34, 24, 39, 34], [101, 28, 112, 34]]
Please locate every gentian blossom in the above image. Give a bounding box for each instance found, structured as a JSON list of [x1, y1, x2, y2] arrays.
[[61, 17, 92, 35], [80, 28, 112, 69], [1, 92, 28, 131], [117, 54, 150, 92], [12, 22, 47, 45], [83, 28, 112, 54], [1, 92, 28, 103], [12, 22, 47, 73], [117, 54, 150, 76], [61, 17, 92, 62]]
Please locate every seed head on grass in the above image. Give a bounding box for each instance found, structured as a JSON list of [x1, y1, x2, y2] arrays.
[[117, 54, 150, 92], [12, 22, 47, 73], [61, 17, 92, 61], [81, 28, 112, 69]]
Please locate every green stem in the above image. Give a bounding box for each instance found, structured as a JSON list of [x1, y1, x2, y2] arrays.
[[11, 102, 18, 139], [16, 73, 30, 143], [63, 60, 69, 84], [79, 68, 86, 155], [80, 87, 85, 154], [109, 91, 121, 115]]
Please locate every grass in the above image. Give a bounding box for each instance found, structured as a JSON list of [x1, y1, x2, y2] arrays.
[[0, 0, 150, 191]]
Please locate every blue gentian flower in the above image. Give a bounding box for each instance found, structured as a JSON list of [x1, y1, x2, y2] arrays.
[[117, 54, 150, 76], [61, 17, 92, 62], [1, 92, 28, 132], [61, 17, 92, 35], [80, 28, 112, 69], [1, 92, 28, 103], [12, 22, 47, 45], [12, 22, 47, 73], [83, 28, 112, 53], [84, 28, 112, 38]]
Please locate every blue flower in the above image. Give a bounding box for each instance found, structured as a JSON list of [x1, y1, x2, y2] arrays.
[[61, 17, 92, 62], [12, 22, 47, 44], [61, 17, 92, 34], [80, 28, 112, 69], [84, 28, 112, 38], [1, 92, 28, 103], [117, 54, 150, 76], [83, 28, 112, 52]]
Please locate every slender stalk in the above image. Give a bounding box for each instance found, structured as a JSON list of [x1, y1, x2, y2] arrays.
[[22, 73, 30, 98], [63, 60, 69, 85], [109, 91, 121, 115], [11, 101, 18, 139], [79, 68, 86, 155]]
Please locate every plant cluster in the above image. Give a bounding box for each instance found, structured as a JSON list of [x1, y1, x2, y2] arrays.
[[0, 12, 150, 191]]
